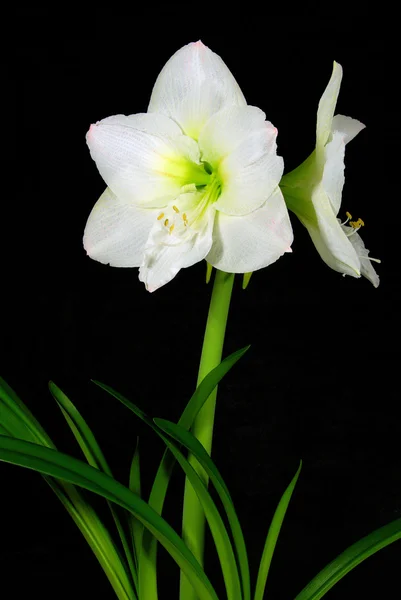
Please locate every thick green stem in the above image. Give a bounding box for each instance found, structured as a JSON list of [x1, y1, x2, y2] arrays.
[[180, 269, 235, 600]]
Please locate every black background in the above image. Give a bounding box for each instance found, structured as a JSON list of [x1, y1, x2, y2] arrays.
[[2, 6, 400, 600]]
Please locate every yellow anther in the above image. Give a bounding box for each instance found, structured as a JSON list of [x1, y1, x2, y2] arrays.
[[182, 213, 188, 225], [157, 212, 165, 220], [350, 217, 365, 229], [346, 211, 352, 220], [173, 205, 180, 213], [169, 224, 175, 234], [164, 218, 169, 227]]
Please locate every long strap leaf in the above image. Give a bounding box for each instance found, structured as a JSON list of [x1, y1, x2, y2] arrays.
[[0, 435, 219, 600], [155, 417, 251, 600], [48, 381, 137, 592], [155, 425, 243, 600], [128, 437, 143, 573], [1, 382, 135, 600], [94, 345, 249, 599], [254, 461, 302, 600], [0, 377, 54, 447], [294, 516, 401, 600]]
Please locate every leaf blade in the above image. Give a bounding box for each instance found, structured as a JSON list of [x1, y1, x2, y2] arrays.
[[294, 517, 401, 600], [155, 418, 251, 600], [254, 461, 302, 600], [48, 381, 138, 593], [93, 345, 250, 599], [0, 379, 135, 600], [0, 435, 219, 600]]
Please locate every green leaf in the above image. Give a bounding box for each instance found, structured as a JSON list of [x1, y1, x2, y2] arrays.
[[155, 421, 243, 600], [1, 379, 136, 600], [155, 418, 251, 600], [0, 376, 54, 446], [48, 381, 138, 593], [93, 345, 249, 599], [0, 435, 219, 600], [129, 437, 143, 574], [45, 477, 137, 600], [254, 461, 302, 600], [294, 517, 401, 600]]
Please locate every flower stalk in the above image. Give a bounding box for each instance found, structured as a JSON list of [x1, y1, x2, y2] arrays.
[[180, 268, 235, 600]]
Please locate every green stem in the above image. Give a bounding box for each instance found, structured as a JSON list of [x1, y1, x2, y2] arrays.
[[180, 269, 235, 600]]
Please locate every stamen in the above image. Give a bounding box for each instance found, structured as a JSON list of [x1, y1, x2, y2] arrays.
[[164, 218, 169, 227], [172, 205, 180, 213], [345, 216, 365, 235], [342, 211, 352, 225], [182, 213, 188, 226], [169, 224, 175, 235], [157, 212, 165, 220], [350, 217, 365, 229]]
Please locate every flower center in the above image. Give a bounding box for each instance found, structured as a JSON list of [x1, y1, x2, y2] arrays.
[[155, 169, 222, 238]]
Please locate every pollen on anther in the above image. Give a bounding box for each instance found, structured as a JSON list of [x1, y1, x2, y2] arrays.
[[157, 212, 165, 220], [173, 205, 180, 213], [182, 213, 188, 225], [346, 211, 352, 220], [164, 218, 169, 227], [169, 224, 175, 234], [350, 217, 365, 229]]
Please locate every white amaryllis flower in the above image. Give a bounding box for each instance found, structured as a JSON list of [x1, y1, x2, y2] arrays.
[[280, 61, 380, 287], [84, 41, 293, 291]]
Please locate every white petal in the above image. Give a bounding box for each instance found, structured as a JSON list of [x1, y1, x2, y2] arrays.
[[332, 114, 365, 144], [206, 187, 293, 272], [316, 61, 342, 161], [83, 187, 156, 267], [304, 183, 361, 277], [138, 195, 215, 291], [322, 116, 366, 217], [198, 105, 283, 216], [86, 113, 202, 207], [344, 227, 380, 287], [322, 130, 346, 216], [148, 41, 246, 140], [214, 133, 284, 216], [198, 105, 268, 165]]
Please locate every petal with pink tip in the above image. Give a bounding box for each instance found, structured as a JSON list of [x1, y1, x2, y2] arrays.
[[148, 41, 246, 140]]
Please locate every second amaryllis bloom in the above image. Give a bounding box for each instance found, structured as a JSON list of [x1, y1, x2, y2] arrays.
[[280, 61, 380, 287], [84, 41, 293, 291]]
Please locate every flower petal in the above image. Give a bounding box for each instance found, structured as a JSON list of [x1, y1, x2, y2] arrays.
[[138, 193, 215, 291], [83, 187, 156, 267], [86, 113, 202, 207], [343, 227, 380, 287], [332, 114, 365, 144], [316, 61, 342, 161], [206, 187, 293, 272], [214, 139, 283, 216], [322, 130, 346, 216], [198, 105, 283, 216], [198, 105, 268, 165], [148, 41, 246, 140], [322, 115, 366, 217], [304, 183, 361, 278]]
